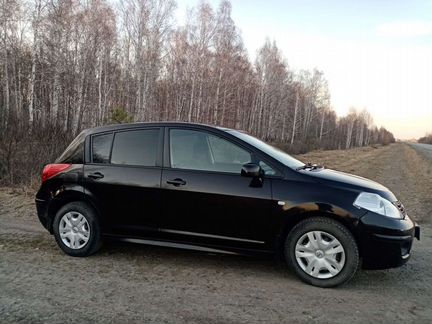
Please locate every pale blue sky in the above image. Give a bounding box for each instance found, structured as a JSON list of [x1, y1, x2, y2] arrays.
[[176, 0, 432, 139]]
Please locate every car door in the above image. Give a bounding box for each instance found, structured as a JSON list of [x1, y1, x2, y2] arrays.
[[160, 127, 275, 249], [84, 127, 163, 237]]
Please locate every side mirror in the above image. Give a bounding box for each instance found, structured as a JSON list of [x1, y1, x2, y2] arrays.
[[241, 163, 262, 178]]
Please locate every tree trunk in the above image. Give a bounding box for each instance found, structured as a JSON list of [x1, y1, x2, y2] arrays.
[[187, 77, 195, 122], [97, 57, 103, 125], [213, 69, 222, 124], [52, 67, 60, 125], [346, 120, 354, 149], [2, 27, 10, 130], [319, 110, 325, 141], [290, 91, 299, 145]]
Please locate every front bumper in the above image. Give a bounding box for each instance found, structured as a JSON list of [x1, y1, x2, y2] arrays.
[[358, 212, 419, 270], [414, 223, 420, 240]]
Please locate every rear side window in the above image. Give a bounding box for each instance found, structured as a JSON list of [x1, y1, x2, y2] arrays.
[[92, 133, 113, 164], [111, 129, 159, 166]]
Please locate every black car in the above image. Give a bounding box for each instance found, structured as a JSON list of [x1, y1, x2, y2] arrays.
[[35, 122, 420, 287]]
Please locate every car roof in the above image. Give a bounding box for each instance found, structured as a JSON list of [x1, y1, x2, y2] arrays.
[[81, 121, 234, 136]]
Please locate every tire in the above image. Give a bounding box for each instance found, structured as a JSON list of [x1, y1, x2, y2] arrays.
[[53, 201, 102, 257], [285, 217, 359, 288]]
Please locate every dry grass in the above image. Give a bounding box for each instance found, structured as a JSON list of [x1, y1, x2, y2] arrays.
[[1, 143, 430, 223], [294, 143, 432, 223], [0, 187, 35, 219]]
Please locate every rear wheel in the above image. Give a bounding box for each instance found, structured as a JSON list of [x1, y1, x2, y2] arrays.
[[53, 201, 102, 257], [285, 217, 359, 287]]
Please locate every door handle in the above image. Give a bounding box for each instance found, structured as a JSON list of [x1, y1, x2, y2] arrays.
[[166, 178, 186, 187], [87, 172, 104, 180]]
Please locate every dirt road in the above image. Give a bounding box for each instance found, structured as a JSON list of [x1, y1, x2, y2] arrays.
[[410, 143, 432, 161], [1, 143, 431, 324]]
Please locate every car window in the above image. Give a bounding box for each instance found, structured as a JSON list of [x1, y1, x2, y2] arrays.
[[207, 136, 251, 165], [57, 131, 85, 164], [228, 130, 304, 170], [66, 143, 84, 164], [111, 129, 159, 166], [92, 133, 113, 164], [259, 160, 276, 176], [170, 129, 251, 173]]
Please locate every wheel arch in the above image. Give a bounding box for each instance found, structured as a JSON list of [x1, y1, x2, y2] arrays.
[[273, 204, 362, 258], [47, 189, 101, 234]]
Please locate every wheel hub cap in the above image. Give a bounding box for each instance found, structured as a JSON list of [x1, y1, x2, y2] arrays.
[[315, 250, 324, 258], [59, 212, 90, 249], [295, 230, 346, 279]]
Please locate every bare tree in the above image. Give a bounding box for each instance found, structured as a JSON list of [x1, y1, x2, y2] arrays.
[[0, 0, 396, 184]]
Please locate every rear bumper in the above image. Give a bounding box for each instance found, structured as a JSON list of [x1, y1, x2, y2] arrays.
[[358, 212, 419, 270], [35, 197, 50, 232]]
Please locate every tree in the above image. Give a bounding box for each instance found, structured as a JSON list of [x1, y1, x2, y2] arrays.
[[0, 0, 396, 184], [110, 107, 133, 124], [119, 0, 175, 121], [418, 132, 432, 144]]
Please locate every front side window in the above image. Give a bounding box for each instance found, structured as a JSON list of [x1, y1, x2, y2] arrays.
[[228, 130, 304, 170], [111, 129, 159, 166], [92, 133, 113, 164], [170, 129, 251, 174]]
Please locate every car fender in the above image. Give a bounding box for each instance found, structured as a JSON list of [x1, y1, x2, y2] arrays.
[[47, 184, 102, 232], [272, 201, 366, 253]]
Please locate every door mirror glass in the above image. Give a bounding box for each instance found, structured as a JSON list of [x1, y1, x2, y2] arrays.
[[241, 163, 262, 178]]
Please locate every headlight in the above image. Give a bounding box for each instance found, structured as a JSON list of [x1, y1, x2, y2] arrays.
[[353, 192, 403, 219]]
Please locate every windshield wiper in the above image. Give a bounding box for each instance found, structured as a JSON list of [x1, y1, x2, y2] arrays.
[[296, 162, 324, 171]]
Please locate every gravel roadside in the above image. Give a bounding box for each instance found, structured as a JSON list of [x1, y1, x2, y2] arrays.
[[1, 143, 431, 324]]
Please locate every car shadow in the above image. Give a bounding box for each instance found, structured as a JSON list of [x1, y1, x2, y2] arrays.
[[94, 239, 426, 290], [98, 238, 292, 278], [25, 232, 425, 290]]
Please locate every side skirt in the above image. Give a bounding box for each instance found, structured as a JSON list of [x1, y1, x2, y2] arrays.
[[104, 235, 273, 256]]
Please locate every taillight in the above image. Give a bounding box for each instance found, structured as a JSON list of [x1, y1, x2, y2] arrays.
[[41, 164, 71, 183]]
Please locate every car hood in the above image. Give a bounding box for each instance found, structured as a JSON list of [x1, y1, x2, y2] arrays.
[[301, 168, 397, 201]]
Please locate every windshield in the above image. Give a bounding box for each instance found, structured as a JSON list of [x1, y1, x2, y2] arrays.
[[228, 130, 305, 169]]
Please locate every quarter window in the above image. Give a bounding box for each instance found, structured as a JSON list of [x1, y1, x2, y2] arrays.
[[170, 129, 251, 173], [259, 161, 277, 176], [111, 129, 159, 166], [57, 131, 85, 164], [92, 133, 113, 164], [66, 143, 84, 164]]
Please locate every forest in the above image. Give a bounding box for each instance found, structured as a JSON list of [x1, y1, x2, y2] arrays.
[[0, 0, 395, 185], [418, 133, 432, 144]]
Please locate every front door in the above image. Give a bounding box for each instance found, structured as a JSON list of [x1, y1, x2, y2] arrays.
[[160, 128, 274, 249]]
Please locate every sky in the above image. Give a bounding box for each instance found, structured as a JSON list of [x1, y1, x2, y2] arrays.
[[175, 0, 432, 139]]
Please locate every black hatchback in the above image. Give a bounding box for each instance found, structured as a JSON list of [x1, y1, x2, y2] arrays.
[[35, 122, 420, 287]]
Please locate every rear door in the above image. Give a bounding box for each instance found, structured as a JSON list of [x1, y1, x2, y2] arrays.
[[84, 127, 163, 237]]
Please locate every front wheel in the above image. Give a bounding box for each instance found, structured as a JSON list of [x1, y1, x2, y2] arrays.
[[285, 217, 359, 288], [53, 201, 102, 257]]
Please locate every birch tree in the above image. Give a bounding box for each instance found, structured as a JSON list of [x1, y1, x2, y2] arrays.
[[0, 0, 396, 184]]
